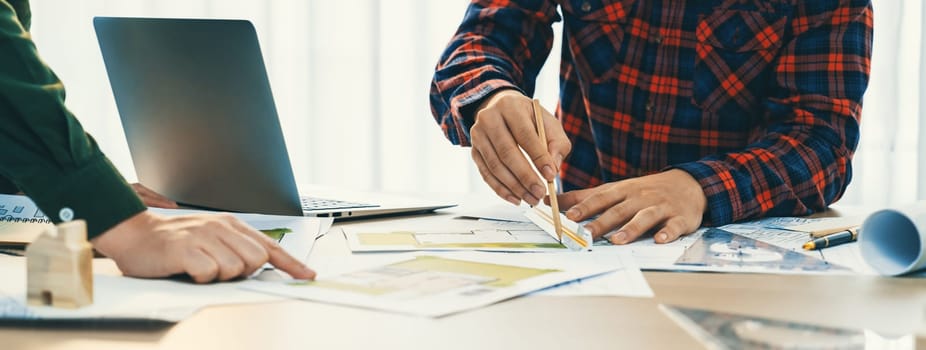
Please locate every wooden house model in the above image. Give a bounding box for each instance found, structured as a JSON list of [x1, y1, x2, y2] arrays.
[[25, 220, 93, 308]]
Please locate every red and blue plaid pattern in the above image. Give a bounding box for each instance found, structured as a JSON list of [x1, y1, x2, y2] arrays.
[[430, 0, 872, 226]]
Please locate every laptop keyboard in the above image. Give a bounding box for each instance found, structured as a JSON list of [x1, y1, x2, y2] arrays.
[[300, 197, 379, 211]]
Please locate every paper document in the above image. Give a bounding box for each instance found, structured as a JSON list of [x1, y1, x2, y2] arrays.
[[674, 228, 848, 273], [719, 225, 810, 251], [658, 305, 896, 350], [858, 201, 926, 275], [589, 229, 702, 271], [457, 203, 531, 223], [818, 244, 878, 275], [353, 203, 592, 252], [0, 194, 53, 246], [781, 216, 862, 235], [719, 222, 876, 273], [532, 251, 653, 298], [352, 201, 857, 274], [0, 194, 48, 222], [592, 226, 855, 274], [735, 216, 836, 230], [344, 218, 568, 252], [241, 252, 616, 317]]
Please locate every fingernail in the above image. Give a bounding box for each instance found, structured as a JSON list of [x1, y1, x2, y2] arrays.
[[611, 231, 628, 244], [303, 266, 317, 279], [657, 233, 668, 242], [505, 196, 521, 206], [566, 208, 580, 220], [530, 184, 546, 199], [542, 165, 556, 180]]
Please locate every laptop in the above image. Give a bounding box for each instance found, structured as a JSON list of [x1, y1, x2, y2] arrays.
[[93, 17, 454, 219]]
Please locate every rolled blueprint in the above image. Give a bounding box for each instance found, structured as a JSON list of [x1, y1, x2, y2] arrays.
[[859, 201, 926, 276]]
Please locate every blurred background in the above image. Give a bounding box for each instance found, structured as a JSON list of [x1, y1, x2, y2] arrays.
[[25, 0, 924, 208]]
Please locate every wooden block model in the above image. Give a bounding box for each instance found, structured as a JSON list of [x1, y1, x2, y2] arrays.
[[26, 220, 93, 308]]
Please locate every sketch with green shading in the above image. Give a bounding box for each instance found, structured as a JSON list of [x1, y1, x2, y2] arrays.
[[290, 256, 560, 297], [259, 228, 292, 242], [355, 230, 566, 250]]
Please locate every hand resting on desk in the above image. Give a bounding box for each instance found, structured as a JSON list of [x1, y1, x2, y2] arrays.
[[553, 169, 706, 245], [131, 183, 179, 209], [91, 210, 316, 283]]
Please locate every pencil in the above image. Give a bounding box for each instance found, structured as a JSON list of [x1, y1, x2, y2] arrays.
[[532, 99, 563, 241], [809, 225, 859, 238]]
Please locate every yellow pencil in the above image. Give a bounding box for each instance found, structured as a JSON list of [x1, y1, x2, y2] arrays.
[[532, 99, 563, 241]]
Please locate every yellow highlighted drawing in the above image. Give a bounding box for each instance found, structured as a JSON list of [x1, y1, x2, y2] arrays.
[[291, 256, 560, 296], [393, 256, 557, 287]]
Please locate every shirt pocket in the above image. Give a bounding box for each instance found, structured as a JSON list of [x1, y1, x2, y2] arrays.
[[692, 9, 787, 115], [559, 0, 636, 84]]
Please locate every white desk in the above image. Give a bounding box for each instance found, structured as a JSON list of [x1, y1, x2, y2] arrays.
[[2, 207, 925, 349]]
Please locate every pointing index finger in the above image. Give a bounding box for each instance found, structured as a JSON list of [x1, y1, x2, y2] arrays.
[[235, 221, 317, 280], [266, 243, 317, 280]]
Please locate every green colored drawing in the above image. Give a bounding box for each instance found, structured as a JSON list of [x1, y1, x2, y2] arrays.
[[260, 227, 292, 241]]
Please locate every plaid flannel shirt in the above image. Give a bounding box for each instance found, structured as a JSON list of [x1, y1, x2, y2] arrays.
[[430, 0, 872, 226]]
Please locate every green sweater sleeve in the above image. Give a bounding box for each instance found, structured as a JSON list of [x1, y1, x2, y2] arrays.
[[0, 0, 145, 238]]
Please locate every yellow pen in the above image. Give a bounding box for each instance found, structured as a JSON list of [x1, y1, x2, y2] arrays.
[[802, 227, 859, 250]]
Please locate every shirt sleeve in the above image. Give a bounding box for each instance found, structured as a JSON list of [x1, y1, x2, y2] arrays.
[[429, 0, 560, 146], [673, 0, 873, 225], [0, 175, 16, 194], [0, 0, 145, 238]]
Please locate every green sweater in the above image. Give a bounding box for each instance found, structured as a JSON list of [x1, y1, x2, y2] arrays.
[[0, 0, 145, 238]]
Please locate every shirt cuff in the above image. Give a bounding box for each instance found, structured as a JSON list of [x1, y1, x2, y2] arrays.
[[451, 79, 524, 144], [21, 155, 145, 239], [670, 160, 744, 227]]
